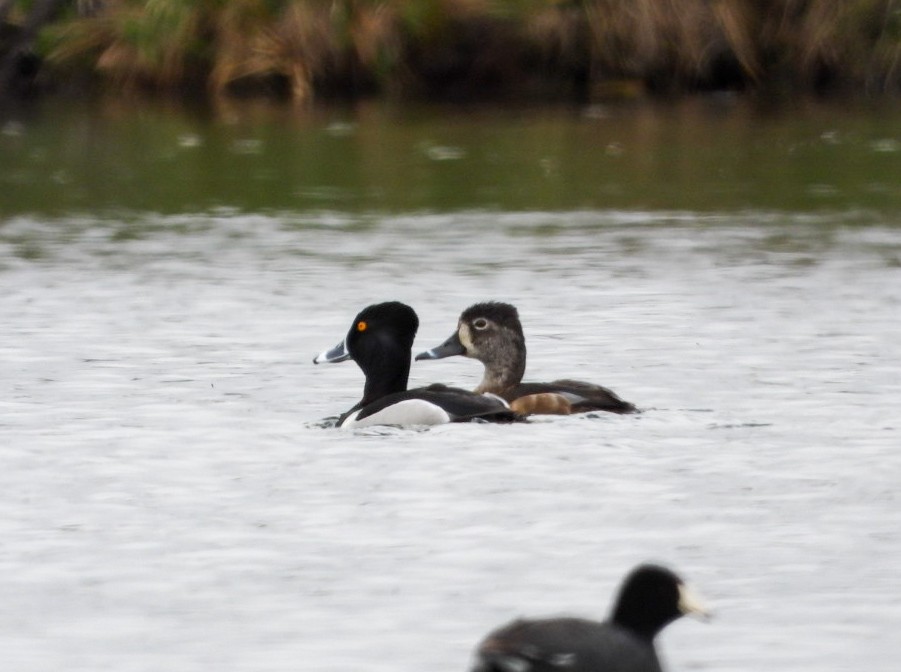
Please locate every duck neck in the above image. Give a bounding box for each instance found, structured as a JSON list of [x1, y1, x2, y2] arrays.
[[360, 354, 410, 406], [474, 344, 526, 396]]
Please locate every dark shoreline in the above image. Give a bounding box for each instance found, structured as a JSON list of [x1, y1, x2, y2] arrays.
[[4, 1, 901, 106]]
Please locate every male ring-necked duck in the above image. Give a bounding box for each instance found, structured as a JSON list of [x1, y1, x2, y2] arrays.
[[471, 563, 709, 672], [415, 301, 637, 416], [313, 301, 520, 428]]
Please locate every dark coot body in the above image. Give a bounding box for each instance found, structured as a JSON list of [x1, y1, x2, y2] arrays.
[[471, 564, 708, 672]]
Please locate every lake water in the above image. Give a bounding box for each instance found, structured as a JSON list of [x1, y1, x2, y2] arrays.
[[1, 97, 900, 672]]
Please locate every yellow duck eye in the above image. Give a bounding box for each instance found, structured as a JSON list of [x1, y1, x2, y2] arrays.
[[357, 321, 368, 332]]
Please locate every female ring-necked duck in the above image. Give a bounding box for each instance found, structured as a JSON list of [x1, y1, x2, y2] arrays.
[[471, 564, 709, 672], [313, 301, 520, 428], [415, 302, 637, 416]]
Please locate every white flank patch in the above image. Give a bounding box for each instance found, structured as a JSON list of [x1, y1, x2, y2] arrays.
[[558, 391, 586, 404], [340, 399, 451, 428], [482, 392, 511, 408]]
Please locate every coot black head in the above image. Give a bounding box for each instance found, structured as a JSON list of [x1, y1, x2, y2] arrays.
[[611, 563, 705, 640]]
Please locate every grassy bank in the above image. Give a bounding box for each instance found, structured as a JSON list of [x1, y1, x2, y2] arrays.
[[3, 0, 901, 102]]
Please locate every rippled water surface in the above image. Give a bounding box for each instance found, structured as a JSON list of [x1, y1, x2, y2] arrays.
[[1, 101, 900, 671]]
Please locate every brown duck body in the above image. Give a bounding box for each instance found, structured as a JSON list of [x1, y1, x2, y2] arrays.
[[416, 302, 637, 416], [503, 380, 636, 416]]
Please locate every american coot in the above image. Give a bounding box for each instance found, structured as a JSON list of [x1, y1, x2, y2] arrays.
[[471, 564, 708, 672], [313, 301, 521, 428], [416, 301, 637, 416]]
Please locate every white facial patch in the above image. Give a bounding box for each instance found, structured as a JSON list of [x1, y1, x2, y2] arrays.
[[458, 322, 475, 356]]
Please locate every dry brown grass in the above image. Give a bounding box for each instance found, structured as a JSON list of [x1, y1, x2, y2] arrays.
[[579, 0, 901, 94], [41, 0, 901, 99], [209, 2, 336, 101], [48, 0, 208, 90]]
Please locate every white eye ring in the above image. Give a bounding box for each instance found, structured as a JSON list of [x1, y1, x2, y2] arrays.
[[472, 318, 489, 330]]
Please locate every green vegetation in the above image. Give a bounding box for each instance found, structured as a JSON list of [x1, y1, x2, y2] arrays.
[[3, 0, 901, 101]]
